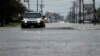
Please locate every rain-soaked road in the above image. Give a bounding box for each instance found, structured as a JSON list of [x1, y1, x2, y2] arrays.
[[0, 23, 100, 56]]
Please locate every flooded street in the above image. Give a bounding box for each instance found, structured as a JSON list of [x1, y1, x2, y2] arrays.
[[0, 23, 100, 56]]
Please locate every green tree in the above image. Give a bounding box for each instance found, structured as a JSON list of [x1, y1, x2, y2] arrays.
[[96, 7, 100, 23], [96, 8, 100, 17], [53, 13, 62, 22], [0, 0, 26, 26]]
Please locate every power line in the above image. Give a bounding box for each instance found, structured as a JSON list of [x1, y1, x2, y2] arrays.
[[28, 4, 70, 6], [30, 0, 66, 2]]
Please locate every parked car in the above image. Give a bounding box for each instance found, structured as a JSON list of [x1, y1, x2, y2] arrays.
[[21, 12, 45, 28]]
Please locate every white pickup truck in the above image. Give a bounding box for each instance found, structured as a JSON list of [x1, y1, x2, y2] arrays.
[[21, 12, 45, 28]]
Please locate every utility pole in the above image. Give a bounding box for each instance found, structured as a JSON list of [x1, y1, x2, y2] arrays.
[[37, 0, 39, 12], [40, 0, 43, 15], [70, 7, 73, 23], [75, 1, 78, 23], [73, 2, 76, 23], [82, 0, 85, 22], [92, 0, 96, 25], [79, 0, 82, 23], [24, 0, 30, 10], [28, 0, 30, 10], [70, 7, 72, 22]]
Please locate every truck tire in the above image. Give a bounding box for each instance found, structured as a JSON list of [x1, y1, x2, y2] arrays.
[[40, 22, 45, 28]]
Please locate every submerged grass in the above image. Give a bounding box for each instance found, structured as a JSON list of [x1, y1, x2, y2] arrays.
[[0, 23, 21, 27]]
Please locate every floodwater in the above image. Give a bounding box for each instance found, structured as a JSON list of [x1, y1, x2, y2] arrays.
[[0, 23, 100, 56]]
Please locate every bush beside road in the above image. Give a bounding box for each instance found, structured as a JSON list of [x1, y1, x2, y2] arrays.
[[0, 23, 20, 27]]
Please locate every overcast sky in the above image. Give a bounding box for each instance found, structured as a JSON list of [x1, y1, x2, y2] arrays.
[[21, 0, 100, 16]]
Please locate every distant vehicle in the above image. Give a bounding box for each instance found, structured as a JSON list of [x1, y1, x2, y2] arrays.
[[58, 21, 65, 23], [21, 12, 45, 28], [83, 19, 92, 24]]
